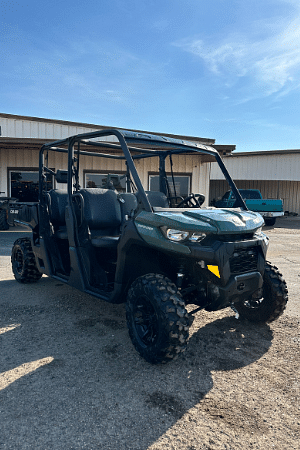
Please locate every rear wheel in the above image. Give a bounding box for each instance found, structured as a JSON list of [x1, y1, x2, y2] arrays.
[[234, 262, 288, 322], [126, 273, 189, 363], [11, 237, 42, 283], [0, 209, 9, 230]]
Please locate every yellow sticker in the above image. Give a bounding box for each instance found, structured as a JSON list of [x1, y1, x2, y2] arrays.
[[207, 265, 220, 278]]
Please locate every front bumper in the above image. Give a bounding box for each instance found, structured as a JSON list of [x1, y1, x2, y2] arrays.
[[260, 211, 284, 218], [206, 271, 263, 311]]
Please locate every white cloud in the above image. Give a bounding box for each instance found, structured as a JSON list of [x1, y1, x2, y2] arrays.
[[173, 13, 300, 99]]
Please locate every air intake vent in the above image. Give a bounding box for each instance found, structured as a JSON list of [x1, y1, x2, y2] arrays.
[[229, 247, 258, 274]]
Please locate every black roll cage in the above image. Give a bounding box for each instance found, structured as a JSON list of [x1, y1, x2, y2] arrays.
[[39, 128, 247, 211]]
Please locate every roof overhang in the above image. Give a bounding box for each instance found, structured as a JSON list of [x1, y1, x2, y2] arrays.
[[0, 136, 234, 160]]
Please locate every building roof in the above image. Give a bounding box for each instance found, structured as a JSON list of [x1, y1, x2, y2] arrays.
[[228, 148, 300, 157], [0, 112, 238, 156], [0, 112, 215, 146]]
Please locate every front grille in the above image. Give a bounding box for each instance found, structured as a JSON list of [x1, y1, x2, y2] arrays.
[[229, 247, 258, 274], [218, 233, 254, 242]]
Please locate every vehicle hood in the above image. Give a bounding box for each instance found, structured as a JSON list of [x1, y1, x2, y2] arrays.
[[135, 207, 264, 234]]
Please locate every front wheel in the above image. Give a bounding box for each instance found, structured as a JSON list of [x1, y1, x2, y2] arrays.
[[11, 237, 42, 283], [234, 262, 288, 322], [126, 273, 189, 364]]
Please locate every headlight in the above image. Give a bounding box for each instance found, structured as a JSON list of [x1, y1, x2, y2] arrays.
[[163, 228, 207, 243], [189, 232, 206, 242], [166, 229, 189, 242]]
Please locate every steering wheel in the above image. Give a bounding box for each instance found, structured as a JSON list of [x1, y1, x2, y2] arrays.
[[176, 193, 203, 208]]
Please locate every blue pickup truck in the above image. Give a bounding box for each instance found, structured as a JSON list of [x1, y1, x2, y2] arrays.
[[214, 189, 284, 226]]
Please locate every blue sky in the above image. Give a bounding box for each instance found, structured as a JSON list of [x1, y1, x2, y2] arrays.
[[1, 0, 300, 151]]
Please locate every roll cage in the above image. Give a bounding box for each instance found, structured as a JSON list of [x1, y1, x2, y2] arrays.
[[39, 129, 247, 211]]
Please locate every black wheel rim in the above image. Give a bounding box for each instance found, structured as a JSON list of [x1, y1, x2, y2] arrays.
[[133, 295, 159, 346], [243, 298, 264, 309], [243, 288, 266, 309], [13, 248, 24, 275]]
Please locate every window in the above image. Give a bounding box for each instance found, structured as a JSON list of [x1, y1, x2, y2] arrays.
[[10, 170, 53, 202], [239, 189, 261, 200], [149, 175, 191, 199], [85, 173, 126, 192]]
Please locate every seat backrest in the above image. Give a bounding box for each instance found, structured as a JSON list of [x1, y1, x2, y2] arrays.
[[48, 189, 68, 225], [118, 193, 138, 221], [80, 188, 122, 234], [145, 191, 169, 208]]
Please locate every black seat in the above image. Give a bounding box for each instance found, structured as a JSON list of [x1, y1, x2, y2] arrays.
[[118, 193, 138, 221], [48, 189, 68, 239], [80, 188, 122, 248]]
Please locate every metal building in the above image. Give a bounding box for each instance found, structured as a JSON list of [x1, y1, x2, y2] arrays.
[[4, 113, 297, 214], [0, 113, 233, 205], [210, 150, 300, 215]]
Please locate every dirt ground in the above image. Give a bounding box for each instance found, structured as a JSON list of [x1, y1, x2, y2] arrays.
[[0, 217, 299, 450]]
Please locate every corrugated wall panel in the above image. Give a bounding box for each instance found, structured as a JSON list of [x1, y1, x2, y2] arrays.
[[2, 140, 220, 202], [199, 164, 210, 205], [7, 119, 15, 136], [15, 121, 23, 138], [210, 153, 300, 182], [0, 149, 5, 193], [30, 121, 39, 138], [38, 122, 46, 139], [0, 117, 101, 139], [8, 147, 18, 168], [138, 158, 149, 189], [191, 165, 199, 194]]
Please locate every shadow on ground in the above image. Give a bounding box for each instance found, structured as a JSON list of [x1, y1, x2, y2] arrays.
[[264, 216, 300, 230], [0, 277, 273, 450], [0, 229, 30, 256]]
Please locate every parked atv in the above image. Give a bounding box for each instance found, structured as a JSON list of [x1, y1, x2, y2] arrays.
[[0, 196, 17, 230], [9, 129, 288, 363]]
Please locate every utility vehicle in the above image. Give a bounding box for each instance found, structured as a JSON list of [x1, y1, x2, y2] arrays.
[[9, 129, 288, 363], [0, 195, 17, 230]]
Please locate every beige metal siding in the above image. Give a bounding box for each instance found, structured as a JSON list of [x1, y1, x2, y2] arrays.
[[1, 147, 211, 201], [209, 152, 300, 215], [0, 146, 4, 194], [210, 153, 300, 182], [2, 148, 69, 195], [0, 116, 118, 141], [0, 116, 93, 139]]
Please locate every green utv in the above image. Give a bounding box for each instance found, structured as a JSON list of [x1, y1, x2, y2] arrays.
[[9, 130, 288, 363]]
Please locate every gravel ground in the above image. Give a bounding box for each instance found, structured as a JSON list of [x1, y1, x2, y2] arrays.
[[0, 218, 299, 450]]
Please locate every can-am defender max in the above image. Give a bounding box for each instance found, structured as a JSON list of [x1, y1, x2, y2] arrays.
[[10, 129, 288, 363]]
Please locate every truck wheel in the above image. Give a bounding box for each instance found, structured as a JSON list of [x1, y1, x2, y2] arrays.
[[0, 209, 9, 230], [234, 262, 288, 323], [126, 273, 189, 364], [11, 237, 42, 283], [264, 217, 276, 226]]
